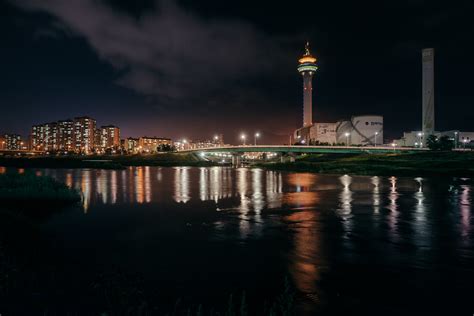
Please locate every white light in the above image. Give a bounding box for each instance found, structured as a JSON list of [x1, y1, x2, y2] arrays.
[[345, 132, 350, 137], [255, 133, 260, 137]]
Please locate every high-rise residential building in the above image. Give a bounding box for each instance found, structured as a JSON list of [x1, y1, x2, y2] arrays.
[[4, 134, 22, 150], [31, 124, 46, 150], [44, 122, 59, 151], [100, 125, 121, 150], [57, 120, 74, 151], [138, 137, 172, 153], [74, 116, 96, 154]]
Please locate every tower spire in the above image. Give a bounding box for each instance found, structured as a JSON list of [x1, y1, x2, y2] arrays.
[[304, 41, 311, 56]]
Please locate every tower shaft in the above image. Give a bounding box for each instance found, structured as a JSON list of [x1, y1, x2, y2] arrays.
[[303, 73, 313, 127], [422, 48, 435, 136]]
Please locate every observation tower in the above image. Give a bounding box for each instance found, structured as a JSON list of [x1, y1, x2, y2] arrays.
[[297, 42, 318, 127]]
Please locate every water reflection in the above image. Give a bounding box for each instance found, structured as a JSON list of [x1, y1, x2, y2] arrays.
[[371, 176, 380, 214], [2, 166, 474, 312], [174, 167, 190, 203]]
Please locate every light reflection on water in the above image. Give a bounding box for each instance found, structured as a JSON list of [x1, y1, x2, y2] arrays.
[[5, 167, 474, 312]]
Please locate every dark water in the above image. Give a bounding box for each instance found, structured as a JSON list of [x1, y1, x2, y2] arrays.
[[7, 167, 474, 314]]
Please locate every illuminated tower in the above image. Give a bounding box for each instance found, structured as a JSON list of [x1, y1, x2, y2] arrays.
[[422, 48, 435, 137], [297, 41, 318, 127]]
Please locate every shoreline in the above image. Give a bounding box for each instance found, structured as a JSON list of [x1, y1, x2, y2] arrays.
[[1, 151, 474, 177]]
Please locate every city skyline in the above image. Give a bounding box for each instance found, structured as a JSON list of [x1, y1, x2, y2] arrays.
[[2, 0, 474, 143]]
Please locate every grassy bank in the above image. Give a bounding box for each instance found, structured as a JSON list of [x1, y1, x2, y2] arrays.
[[0, 173, 81, 206], [257, 151, 474, 177], [0, 153, 217, 169]]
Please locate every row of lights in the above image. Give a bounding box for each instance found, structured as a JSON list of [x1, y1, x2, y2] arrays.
[[240, 132, 260, 146]]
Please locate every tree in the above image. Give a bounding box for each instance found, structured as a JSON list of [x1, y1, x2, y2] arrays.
[[426, 134, 454, 151], [157, 144, 175, 152]]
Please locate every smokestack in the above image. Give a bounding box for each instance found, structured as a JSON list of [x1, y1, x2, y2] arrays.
[[422, 48, 435, 137]]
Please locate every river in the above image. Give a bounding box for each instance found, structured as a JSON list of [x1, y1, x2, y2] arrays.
[[6, 166, 474, 314]]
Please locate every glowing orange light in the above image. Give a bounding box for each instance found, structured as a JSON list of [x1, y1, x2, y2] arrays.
[[299, 56, 317, 64]]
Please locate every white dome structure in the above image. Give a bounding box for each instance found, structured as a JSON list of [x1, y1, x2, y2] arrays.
[[336, 115, 383, 145]]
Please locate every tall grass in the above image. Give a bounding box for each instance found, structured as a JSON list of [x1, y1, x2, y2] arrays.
[[0, 173, 81, 204]]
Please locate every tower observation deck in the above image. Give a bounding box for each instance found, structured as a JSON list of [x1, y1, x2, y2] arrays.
[[297, 42, 318, 127]]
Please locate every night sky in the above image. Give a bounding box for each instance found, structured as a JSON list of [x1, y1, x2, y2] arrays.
[[1, 0, 474, 144]]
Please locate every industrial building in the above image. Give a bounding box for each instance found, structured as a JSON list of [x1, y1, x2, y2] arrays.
[[394, 48, 473, 148], [294, 42, 384, 146]]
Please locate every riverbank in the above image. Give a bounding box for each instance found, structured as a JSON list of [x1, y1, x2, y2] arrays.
[[257, 151, 474, 177], [0, 153, 218, 169], [2, 151, 474, 177], [0, 173, 81, 207]]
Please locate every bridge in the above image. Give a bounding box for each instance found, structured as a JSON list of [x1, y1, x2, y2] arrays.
[[180, 145, 424, 154], [181, 145, 424, 165]]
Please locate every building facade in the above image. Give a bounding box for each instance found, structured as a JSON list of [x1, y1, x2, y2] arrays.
[[125, 137, 139, 153], [336, 115, 384, 146], [57, 120, 74, 151], [99, 125, 120, 151], [4, 134, 22, 150], [74, 117, 96, 154], [309, 123, 337, 144], [32, 117, 97, 153], [138, 137, 172, 153]]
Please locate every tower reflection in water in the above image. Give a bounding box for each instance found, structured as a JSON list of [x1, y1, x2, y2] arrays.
[[284, 173, 324, 303]]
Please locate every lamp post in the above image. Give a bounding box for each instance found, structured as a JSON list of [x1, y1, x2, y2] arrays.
[[241, 134, 246, 146], [391, 142, 397, 152], [454, 132, 458, 149], [374, 132, 379, 147], [254, 132, 260, 146], [463, 139, 468, 149], [417, 132, 423, 148], [345, 132, 350, 146], [214, 135, 219, 147]]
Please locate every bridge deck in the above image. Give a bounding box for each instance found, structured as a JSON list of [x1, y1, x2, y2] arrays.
[[180, 145, 424, 154]]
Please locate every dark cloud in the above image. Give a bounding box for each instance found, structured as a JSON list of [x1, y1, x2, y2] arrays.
[[12, 0, 285, 105]]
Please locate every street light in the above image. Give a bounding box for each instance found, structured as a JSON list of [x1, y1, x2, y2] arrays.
[[463, 139, 468, 149], [254, 132, 260, 146], [391, 142, 397, 152], [374, 132, 379, 147], [241, 134, 246, 146], [454, 132, 458, 149], [417, 132, 423, 148], [345, 132, 350, 146]]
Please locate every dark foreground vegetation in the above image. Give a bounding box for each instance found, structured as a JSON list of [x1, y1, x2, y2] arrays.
[[0, 173, 81, 207], [0, 153, 217, 170], [258, 151, 474, 176]]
